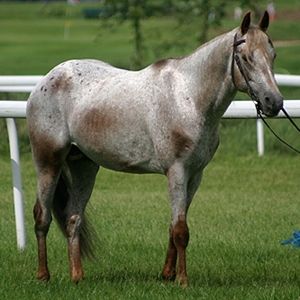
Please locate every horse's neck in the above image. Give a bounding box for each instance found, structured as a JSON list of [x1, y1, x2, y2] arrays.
[[180, 29, 237, 119]]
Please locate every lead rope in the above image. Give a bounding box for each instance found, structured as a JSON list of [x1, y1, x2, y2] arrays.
[[281, 107, 300, 133], [255, 104, 300, 155], [232, 33, 300, 154]]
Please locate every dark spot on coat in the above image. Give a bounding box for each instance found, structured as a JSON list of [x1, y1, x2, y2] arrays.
[[153, 59, 168, 69], [83, 108, 116, 133], [171, 130, 194, 158], [53, 73, 71, 92]]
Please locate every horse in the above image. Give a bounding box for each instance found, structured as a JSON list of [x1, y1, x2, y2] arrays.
[[27, 11, 283, 286]]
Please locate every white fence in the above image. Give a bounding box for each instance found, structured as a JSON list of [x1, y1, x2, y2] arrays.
[[1, 74, 300, 250]]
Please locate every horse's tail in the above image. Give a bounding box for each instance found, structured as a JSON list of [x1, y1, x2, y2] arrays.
[[52, 163, 98, 260]]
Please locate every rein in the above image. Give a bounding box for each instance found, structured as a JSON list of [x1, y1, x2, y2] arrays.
[[232, 33, 300, 154], [256, 107, 300, 154]]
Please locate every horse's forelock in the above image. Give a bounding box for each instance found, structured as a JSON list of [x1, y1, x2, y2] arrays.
[[245, 26, 273, 53]]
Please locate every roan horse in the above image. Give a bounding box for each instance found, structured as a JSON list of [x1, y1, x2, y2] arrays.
[[27, 12, 283, 285]]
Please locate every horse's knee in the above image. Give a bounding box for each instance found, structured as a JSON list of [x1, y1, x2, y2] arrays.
[[174, 219, 189, 249]]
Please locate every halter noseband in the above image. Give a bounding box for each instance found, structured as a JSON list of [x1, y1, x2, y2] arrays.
[[232, 33, 260, 106]]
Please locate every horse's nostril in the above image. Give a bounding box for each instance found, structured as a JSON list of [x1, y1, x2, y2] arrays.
[[264, 96, 273, 109], [263, 94, 284, 117]]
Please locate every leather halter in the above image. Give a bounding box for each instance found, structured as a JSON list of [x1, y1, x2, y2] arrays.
[[232, 33, 259, 104], [232, 33, 300, 154]]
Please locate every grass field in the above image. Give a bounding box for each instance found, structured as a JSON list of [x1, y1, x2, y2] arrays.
[[2, 154, 300, 299], [1, 1, 300, 299]]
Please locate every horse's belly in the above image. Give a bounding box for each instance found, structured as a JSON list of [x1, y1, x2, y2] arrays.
[[79, 145, 164, 174], [71, 120, 164, 174]]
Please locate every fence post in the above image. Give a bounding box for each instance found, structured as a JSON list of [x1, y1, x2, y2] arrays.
[[6, 118, 26, 250], [257, 118, 264, 156]]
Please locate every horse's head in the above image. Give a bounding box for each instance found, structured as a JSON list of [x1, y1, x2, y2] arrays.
[[232, 11, 283, 117]]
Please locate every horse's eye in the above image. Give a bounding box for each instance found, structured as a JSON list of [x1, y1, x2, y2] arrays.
[[242, 55, 248, 63]]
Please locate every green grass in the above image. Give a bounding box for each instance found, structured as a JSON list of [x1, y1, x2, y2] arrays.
[[1, 153, 300, 299], [1, 2, 300, 299]]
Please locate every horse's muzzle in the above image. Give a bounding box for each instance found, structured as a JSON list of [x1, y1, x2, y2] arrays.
[[259, 92, 284, 117]]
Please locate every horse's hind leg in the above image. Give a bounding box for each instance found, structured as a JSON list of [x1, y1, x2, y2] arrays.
[[33, 149, 66, 282], [64, 149, 99, 282]]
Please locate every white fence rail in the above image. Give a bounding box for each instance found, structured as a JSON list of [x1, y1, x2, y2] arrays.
[[0, 76, 43, 93], [1, 74, 300, 250]]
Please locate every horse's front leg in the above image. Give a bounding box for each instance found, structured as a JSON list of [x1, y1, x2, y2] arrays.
[[162, 167, 203, 286], [162, 217, 190, 285], [174, 215, 189, 285], [162, 224, 178, 281]]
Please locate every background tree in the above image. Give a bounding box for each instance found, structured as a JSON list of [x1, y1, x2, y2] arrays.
[[103, 0, 148, 70], [174, 0, 264, 45], [102, 0, 264, 69], [175, 0, 227, 45]]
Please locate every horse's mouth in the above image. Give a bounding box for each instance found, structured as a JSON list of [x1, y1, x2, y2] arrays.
[[255, 100, 283, 117]]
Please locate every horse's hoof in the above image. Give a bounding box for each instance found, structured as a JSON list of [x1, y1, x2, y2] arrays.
[[71, 271, 85, 284], [162, 269, 176, 282], [37, 270, 50, 283], [175, 275, 188, 288]]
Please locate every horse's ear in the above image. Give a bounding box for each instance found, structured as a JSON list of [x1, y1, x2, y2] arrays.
[[258, 11, 269, 32], [241, 12, 251, 35]]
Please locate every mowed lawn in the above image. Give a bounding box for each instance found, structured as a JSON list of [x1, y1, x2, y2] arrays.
[[1, 153, 300, 299], [1, 1, 300, 299]]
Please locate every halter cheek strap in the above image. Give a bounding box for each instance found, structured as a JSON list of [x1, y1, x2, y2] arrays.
[[232, 33, 259, 103]]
